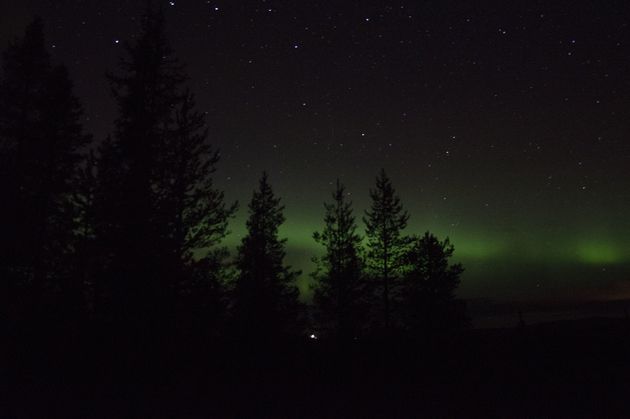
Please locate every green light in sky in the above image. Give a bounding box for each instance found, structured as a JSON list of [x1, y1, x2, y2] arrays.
[[575, 242, 625, 265], [213, 209, 630, 301], [447, 237, 506, 260]]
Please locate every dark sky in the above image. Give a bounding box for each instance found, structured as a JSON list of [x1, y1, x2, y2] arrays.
[[3, 0, 630, 303]]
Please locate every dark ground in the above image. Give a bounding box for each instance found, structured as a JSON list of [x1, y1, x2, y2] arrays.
[[4, 318, 630, 418]]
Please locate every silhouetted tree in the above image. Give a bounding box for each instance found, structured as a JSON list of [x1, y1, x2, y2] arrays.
[[156, 89, 237, 333], [231, 173, 303, 340], [0, 17, 91, 326], [93, 8, 234, 329], [70, 149, 99, 315], [312, 180, 365, 340], [363, 169, 410, 333], [401, 232, 468, 334]]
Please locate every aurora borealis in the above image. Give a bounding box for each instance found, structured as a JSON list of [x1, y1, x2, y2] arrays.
[[236, 193, 630, 302], [3, 0, 630, 303]]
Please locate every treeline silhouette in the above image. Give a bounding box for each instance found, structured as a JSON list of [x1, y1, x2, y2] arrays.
[[0, 11, 468, 344], [6, 10, 630, 419]]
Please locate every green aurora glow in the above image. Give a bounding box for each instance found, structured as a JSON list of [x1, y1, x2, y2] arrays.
[[6, 1, 626, 305], [218, 191, 630, 303]]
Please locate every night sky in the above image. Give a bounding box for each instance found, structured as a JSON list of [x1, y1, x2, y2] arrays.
[[3, 0, 630, 303]]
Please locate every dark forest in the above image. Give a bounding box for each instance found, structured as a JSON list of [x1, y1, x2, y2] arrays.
[[3, 3, 630, 418]]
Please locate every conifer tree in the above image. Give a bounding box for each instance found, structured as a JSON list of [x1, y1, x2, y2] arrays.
[[363, 169, 410, 333], [0, 18, 91, 323], [232, 173, 302, 339], [401, 232, 468, 334], [162, 90, 236, 266], [312, 180, 364, 340], [93, 8, 234, 326], [166, 90, 237, 333], [72, 149, 99, 314]]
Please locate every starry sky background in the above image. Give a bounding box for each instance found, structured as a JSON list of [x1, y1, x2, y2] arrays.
[[2, 0, 630, 304]]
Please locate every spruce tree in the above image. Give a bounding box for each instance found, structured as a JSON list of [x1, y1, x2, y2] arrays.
[[401, 232, 468, 334], [161, 90, 236, 265], [363, 169, 410, 333], [93, 8, 234, 327], [0, 18, 91, 324], [166, 90, 237, 333], [232, 173, 302, 340], [312, 180, 364, 340]]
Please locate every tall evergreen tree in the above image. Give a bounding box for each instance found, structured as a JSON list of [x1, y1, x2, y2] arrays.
[[93, 8, 234, 327], [166, 90, 237, 334], [401, 232, 468, 334], [312, 180, 365, 340], [363, 169, 410, 333], [232, 173, 302, 340], [0, 17, 91, 324], [72, 149, 99, 314]]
